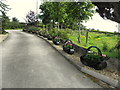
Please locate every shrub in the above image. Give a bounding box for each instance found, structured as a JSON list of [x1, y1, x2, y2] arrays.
[[53, 36, 61, 45], [2, 30, 8, 34], [28, 26, 39, 32], [41, 30, 48, 37], [57, 30, 69, 40], [102, 41, 109, 51], [65, 28, 72, 34], [48, 28, 58, 37]]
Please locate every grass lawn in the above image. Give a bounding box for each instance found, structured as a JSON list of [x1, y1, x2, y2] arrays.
[[68, 31, 119, 59]]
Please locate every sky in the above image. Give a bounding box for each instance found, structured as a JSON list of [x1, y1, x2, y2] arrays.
[[6, 0, 41, 22], [5, 0, 119, 32], [82, 13, 119, 32]]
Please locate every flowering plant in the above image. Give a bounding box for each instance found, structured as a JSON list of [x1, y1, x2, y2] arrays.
[[53, 36, 61, 45], [53, 36, 60, 42], [64, 43, 73, 49], [63, 39, 74, 54], [81, 46, 109, 66]]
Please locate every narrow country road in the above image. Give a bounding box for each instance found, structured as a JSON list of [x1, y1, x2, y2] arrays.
[[1, 30, 101, 88]]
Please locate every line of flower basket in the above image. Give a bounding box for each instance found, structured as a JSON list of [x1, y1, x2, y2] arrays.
[[23, 29, 110, 70]]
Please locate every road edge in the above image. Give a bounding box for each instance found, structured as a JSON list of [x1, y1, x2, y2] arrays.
[[37, 35, 118, 88], [0, 33, 9, 43]]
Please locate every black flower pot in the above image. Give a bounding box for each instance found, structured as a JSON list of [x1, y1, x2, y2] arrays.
[[47, 35, 52, 40], [35, 31, 39, 35], [69, 49, 74, 54], [95, 61, 107, 70], [43, 35, 47, 38], [39, 32, 42, 36], [28, 31, 30, 33], [53, 40, 60, 45], [63, 39, 74, 54], [53, 37, 61, 45], [80, 46, 109, 70]]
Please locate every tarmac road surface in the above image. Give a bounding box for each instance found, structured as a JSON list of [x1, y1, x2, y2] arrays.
[[1, 30, 102, 88]]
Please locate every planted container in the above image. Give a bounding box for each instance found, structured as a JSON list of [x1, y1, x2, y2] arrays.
[[47, 34, 52, 40], [63, 39, 74, 54], [39, 31, 42, 36], [53, 36, 61, 45], [80, 46, 109, 70]]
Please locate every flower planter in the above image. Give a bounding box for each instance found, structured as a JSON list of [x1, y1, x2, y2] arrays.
[[63, 39, 74, 54], [39, 31, 42, 36], [32, 31, 35, 34], [23, 29, 26, 32], [27, 31, 30, 33], [53, 36, 61, 45], [43, 34, 47, 38], [35, 31, 39, 34], [47, 34, 52, 40], [80, 46, 109, 70]]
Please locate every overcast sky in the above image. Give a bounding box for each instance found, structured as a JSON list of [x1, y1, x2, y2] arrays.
[[82, 13, 119, 32], [5, 0, 119, 32], [6, 0, 42, 22]]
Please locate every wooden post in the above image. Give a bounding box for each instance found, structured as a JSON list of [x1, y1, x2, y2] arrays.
[[78, 22, 81, 43], [86, 29, 89, 44]]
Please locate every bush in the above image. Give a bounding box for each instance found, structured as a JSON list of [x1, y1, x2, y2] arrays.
[[57, 30, 69, 40], [65, 28, 73, 34], [102, 41, 109, 51], [41, 30, 48, 37], [48, 28, 68, 40], [48, 28, 58, 37], [53, 36, 61, 45], [2, 30, 8, 34], [28, 26, 39, 32]]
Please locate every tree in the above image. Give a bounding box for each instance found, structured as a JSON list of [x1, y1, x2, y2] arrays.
[[66, 1, 95, 43], [26, 11, 38, 26], [39, 1, 95, 43], [0, 0, 10, 33], [0, 0, 10, 14], [1, 12, 10, 29], [93, 2, 120, 23], [12, 17, 19, 22], [39, 2, 52, 27]]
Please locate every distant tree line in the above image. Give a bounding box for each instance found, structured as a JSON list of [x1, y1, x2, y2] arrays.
[[0, 0, 25, 31], [2, 16, 25, 29]]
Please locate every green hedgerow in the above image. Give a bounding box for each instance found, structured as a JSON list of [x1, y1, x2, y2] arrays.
[[28, 26, 39, 32]]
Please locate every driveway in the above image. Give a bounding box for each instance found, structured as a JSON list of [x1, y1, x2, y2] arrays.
[[1, 30, 101, 88]]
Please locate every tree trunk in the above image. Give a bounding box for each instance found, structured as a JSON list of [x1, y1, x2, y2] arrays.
[[53, 20, 55, 28], [58, 22, 59, 30], [61, 23, 63, 29], [78, 22, 81, 43], [46, 24, 48, 34], [86, 29, 89, 44]]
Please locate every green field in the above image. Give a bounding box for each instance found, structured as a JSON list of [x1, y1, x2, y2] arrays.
[[68, 31, 119, 59]]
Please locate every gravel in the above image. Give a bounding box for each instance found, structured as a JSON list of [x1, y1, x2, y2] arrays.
[[0, 34, 8, 43], [47, 39, 119, 81]]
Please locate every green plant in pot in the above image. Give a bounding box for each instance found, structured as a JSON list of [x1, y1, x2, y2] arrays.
[[41, 30, 47, 38], [47, 34, 52, 40], [53, 36, 61, 45], [63, 39, 74, 54], [39, 31, 42, 36], [80, 46, 109, 70]]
